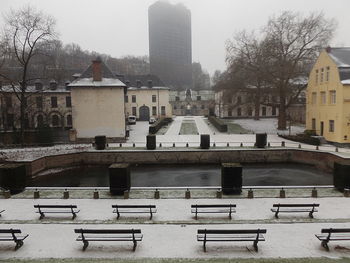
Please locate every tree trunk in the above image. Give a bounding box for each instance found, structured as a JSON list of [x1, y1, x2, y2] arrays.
[[254, 96, 260, 120], [278, 96, 287, 130], [20, 91, 25, 145]]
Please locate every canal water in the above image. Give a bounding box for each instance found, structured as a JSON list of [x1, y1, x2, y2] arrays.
[[30, 163, 332, 187]]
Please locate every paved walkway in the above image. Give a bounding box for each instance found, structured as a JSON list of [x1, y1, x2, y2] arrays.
[[1, 197, 350, 259]]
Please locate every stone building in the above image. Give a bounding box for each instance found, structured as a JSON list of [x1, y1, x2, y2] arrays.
[[0, 80, 72, 131], [306, 47, 350, 144], [170, 89, 215, 116]]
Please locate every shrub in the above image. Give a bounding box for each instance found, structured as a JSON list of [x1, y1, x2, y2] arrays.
[[208, 116, 227, 132]]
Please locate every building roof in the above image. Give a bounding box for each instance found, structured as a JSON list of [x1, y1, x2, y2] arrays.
[[119, 74, 166, 87], [1, 85, 70, 93], [327, 47, 350, 84], [69, 59, 126, 88]]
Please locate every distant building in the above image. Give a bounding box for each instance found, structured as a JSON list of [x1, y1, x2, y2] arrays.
[[170, 89, 215, 116], [306, 47, 350, 144], [148, 1, 192, 90]]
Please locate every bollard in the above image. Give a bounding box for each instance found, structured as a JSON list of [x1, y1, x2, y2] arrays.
[[216, 189, 222, 199], [186, 143, 189, 147], [185, 188, 191, 199], [248, 188, 254, 199], [93, 189, 99, 199], [119, 143, 122, 147], [154, 189, 160, 199], [311, 187, 318, 198], [173, 143, 175, 147], [124, 190, 129, 199], [133, 143, 136, 147], [227, 143, 229, 147], [159, 143, 162, 148], [279, 188, 286, 198], [240, 143, 243, 147], [344, 188, 350, 197], [3, 190, 11, 199], [316, 145, 319, 150], [34, 189, 40, 199], [213, 142, 216, 147], [336, 147, 339, 152], [298, 144, 301, 149], [63, 189, 69, 199], [268, 142, 271, 147], [281, 141, 285, 147]]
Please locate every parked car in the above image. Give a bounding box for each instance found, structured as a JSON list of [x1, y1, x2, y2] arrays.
[[149, 117, 157, 124], [128, 115, 136, 125]]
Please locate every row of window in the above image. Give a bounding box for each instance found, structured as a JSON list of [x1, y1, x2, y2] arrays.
[[4, 114, 72, 128], [4, 96, 72, 109], [125, 95, 158, 103], [311, 91, 336, 105], [315, 66, 330, 85], [311, 118, 335, 133], [175, 96, 202, 101], [174, 105, 206, 110], [131, 106, 166, 116], [227, 106, 276, 117]]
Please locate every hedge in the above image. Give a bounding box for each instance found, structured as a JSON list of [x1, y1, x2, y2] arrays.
[[149, 117, 173, 134], [208, 116, 227, 132]]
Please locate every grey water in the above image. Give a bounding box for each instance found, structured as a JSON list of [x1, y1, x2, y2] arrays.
[[30, 163, 332, 187]]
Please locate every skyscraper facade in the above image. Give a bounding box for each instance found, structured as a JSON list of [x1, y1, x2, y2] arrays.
[[148, 1, 192, 90]]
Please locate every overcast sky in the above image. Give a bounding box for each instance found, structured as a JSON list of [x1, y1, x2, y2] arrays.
[[1, 0, 350, 75]]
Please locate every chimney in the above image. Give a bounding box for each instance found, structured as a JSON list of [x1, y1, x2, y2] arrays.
[[326, 46, 331, 53], [65, 81, 71, 91], [49, 80, 57, 90], [136, 80, 142, 88], [92, 57, 102, 81], [125, 80, 130, 87], [148, 80, 153, 88], [35, 81, 43, 91]]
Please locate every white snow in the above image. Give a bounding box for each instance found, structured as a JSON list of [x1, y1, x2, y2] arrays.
[[342, 79, 350, 85]]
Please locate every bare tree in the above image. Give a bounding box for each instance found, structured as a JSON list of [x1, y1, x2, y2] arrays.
[[0, 5, 57, 143], [263, 11, 336, 129]]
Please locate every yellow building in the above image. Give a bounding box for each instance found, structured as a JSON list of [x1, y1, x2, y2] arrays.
[[306, 47, 350, 144]]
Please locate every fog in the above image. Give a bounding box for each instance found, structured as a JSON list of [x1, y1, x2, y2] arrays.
[[1, 0, 349, 75]]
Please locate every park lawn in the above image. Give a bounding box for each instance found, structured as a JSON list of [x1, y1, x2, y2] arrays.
[[227, 122, 250, 134]]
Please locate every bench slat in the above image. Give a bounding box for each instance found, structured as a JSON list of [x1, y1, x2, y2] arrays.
[[272, 204, 319, 207], [198, 229, 267, 234], [271, 208, 318, 213], [112, 205, 156, 208], [191, 204, 236, 208], [320, 228, 350, 233], [35, 210, 80, 214], [0, 229, 22, 234], [74, 229, 142, 234], [191, 209, 236, 214], [34, 205, 78, 208]]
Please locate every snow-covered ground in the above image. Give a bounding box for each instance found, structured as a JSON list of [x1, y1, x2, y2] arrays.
[[1, 197, 350, 259]]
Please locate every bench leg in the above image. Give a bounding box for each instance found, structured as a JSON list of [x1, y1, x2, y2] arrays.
[[321, 240, 329, 251], [15, 240, 23, 250], [253, 241, 258, 252], [72, 213, 77, 220], [150, 213, 153, 220], [39, 212, 45, 220], [274, 212, 279, 219], [133, 241, 137, 251], [229, 211, 232, 220], [203, 241, 207, 252], [309, 211, 314, 218], [117, 212, 120, 220], [83, 240, 89, 251]]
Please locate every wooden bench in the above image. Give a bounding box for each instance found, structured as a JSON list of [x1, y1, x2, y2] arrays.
[[316, 228, 350, 250], [0, 210, 4, 217], [271, 203, 319, 218], [74, 228, 143, 251], [191, 204, 236, 220], [112, 205, 157, 220], [197, 229, 267, 252], [0, 229, 29, 250], [34, 205, 80, 219]]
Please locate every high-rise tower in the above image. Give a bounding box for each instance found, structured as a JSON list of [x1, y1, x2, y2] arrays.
[[148, 1, 192, 90]]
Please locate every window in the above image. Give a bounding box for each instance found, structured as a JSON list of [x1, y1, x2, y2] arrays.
[[248, 107, 253, 116], [66, 96, 71, 107], [312, 118, 316, 130], [132, 107, 137, 116], [51, 97, 57, 108], [180, 105, 184, 109], [152, 106, 157, 115], [320, 92, 326, 104], [197, 96, 201, 101], [237, 96, 242, 104], [329, 90, 336, 104], [174, 105, 177, 110], [326, 66, 330, 81], [161, 106, 166, 115], [52, 115, 59, 127], [66, 115, 72, 127], [125, 95, 128, 103], [5, 96, 12, 108], [228, 110, 232, 117], [175, 96, 180, 101], [312, 92, 317, 104], [272, 106, 276, 116], [36, 97, 43, 108], [315, 69, 319, 85], [201, 104, 205, 109], [152, 95, 157, 103], [329, 120, 335, 132], [262, 107, 266, 116], [237, 108, 242, 116], [24, 114, 29, 128], [7, 114, 14, 128], [321, 68, 324, 83], [37, 115, 44, 127], [132, 95, 136, 103]]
